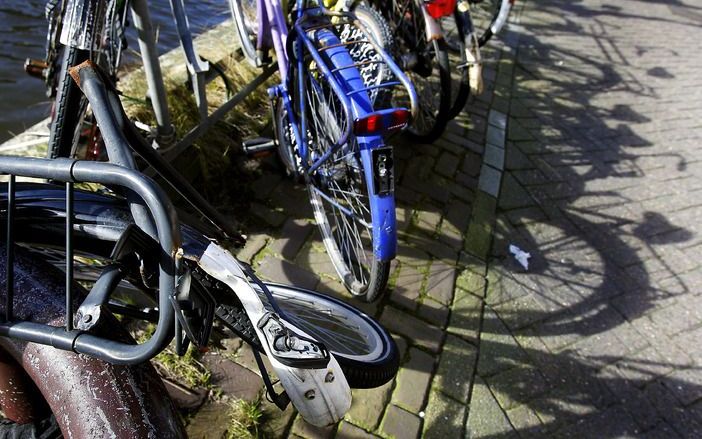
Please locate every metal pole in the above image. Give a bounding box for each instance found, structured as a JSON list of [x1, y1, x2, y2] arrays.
[[5, 175, 15, 322], [130, 0, 176, 147], [65, 182, 74, 331]]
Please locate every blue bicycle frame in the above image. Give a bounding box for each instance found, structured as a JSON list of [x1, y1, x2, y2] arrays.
[[252, 0, 417, 261]]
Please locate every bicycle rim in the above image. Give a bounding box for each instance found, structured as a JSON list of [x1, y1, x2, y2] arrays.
[[468, 0, 500, 45], [228, 0, 260, 64], [298, 39, 388, 298], [269, 285, 384, 361]]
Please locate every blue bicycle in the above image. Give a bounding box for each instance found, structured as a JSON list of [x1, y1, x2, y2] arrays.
[[230, 0, 417, 300]]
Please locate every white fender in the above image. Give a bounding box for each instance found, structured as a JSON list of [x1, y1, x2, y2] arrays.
[[197, 243, 352, 426]]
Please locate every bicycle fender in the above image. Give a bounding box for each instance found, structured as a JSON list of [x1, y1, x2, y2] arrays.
[[0, 247, 185, 438], [420, 2, 444, 42], [197, 243, 352, 426]]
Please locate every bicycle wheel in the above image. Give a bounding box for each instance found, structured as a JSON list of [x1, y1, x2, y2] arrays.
[[468, 0, 507, 47], [228, 0, 261, 65], [289, 31, 391, 301], [220, 283, 400, 388], [386, 0, 451, 142], [345, 4, 394, 108], [46, 45, 90, 159], [442, 13, 470, 119]]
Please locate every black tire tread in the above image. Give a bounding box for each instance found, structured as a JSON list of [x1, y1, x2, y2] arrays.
[[47, 46, 89, 160]]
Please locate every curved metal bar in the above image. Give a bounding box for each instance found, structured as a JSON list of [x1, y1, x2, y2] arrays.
[[0, 157, 180, 365]]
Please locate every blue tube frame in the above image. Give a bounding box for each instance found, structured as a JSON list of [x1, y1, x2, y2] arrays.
[[257, 0, 398, 261]]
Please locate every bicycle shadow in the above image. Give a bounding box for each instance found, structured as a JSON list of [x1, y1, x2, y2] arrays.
[[450, 0, 702, 436]]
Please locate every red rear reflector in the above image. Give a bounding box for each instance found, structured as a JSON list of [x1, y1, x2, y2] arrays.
[[354, 109, 410, 136], [425, 0, 456, 19], [390, 109, 410, 131]]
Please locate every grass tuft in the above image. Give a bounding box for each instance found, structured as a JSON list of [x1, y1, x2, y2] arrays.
[[225, 399, 264, 439]]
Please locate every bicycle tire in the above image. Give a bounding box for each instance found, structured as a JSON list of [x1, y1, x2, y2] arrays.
[[9, 209, 397, 389], [217, 283, 399, 389], [346, 4, 394, 108], [384, 0, 451, 142], [442, 13, 470, 119], [228, 0, 261, 65], [468, 0, 508, 48], [0, 246, 185, 438], [47, 46, 90, 159], [286, 28, 392, 300]]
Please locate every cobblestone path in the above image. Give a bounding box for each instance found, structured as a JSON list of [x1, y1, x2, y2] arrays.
[[185, 0, 702, 437], [470, 0, 702, 437]]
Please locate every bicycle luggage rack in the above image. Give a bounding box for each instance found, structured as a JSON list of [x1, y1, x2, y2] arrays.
[[296, 7, 418, 118], [0, 156, 180, 365]]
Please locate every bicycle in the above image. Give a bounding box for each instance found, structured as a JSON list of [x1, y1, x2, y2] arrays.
[[444, 0, 515, 119], [366, 0, 453, 143], [0, 61, 399, 436], [229, 0, 418, 301]]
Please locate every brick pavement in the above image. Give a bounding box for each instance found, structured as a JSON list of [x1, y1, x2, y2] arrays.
[[189, 0, 702, 437], [469, 0, 702, 437]]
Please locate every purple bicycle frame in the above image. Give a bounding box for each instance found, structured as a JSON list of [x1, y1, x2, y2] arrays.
[[256, 0, 291, 82]]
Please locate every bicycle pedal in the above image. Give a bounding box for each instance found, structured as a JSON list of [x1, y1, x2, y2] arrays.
[[242, 137, 277, 157]]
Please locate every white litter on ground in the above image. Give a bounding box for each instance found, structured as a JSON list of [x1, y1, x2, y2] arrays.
[[509, 244, 531, 270]]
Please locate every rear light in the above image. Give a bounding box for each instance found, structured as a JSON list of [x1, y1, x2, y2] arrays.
[[425, 0, 456, 19], [354, 109, 411, 136]]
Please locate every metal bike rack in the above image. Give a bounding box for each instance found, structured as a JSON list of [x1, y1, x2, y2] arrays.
[[0, 156, 180, 365]]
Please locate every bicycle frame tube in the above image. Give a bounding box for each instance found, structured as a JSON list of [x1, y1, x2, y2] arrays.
[[261, 0, 291, 82]]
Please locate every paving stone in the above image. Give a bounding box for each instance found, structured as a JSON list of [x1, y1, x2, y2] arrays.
[[252, 173, 283, 200], [435, 152, 460, 178], [416, 209, 443, 236], [445, 200, 473, 233], [486, 365, 548, 410], [422, 389, 466, 439], [336, 421, 378, 439], [417, 298, 450, 328], [466, 377, 516, 438], [346, 379, 394, 431], [434, 334, 478, 403], [291, 415, 335, 439], [295, 246, 339, 280], [250, 202, 287, 227], [425, 260, 456, 306], [380, 307, 444, 353], [448, 288, 483, 343], [186, 401, 232, 439], [257, 255, 319, 289], [381, 405, 422, 439], [506, 404, 545, 437], [201, 353, 262, 401], [260, 397, 297, 438], [484, 143, 506, 171], [235, 233, 269, 263], [477, 308, 530, 377], [390, 263, 424, 311], [392, 348, 435, 413], [478, 164, 503, 198], [551, 405, 640, 438], [269, 218, 313, 260], [162, 379, 208, 411]]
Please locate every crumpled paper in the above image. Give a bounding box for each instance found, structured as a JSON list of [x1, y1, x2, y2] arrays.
[[509, 244, 531, 270]]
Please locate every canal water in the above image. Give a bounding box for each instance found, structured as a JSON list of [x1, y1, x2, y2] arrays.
[[0, 0, 231, 143]]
